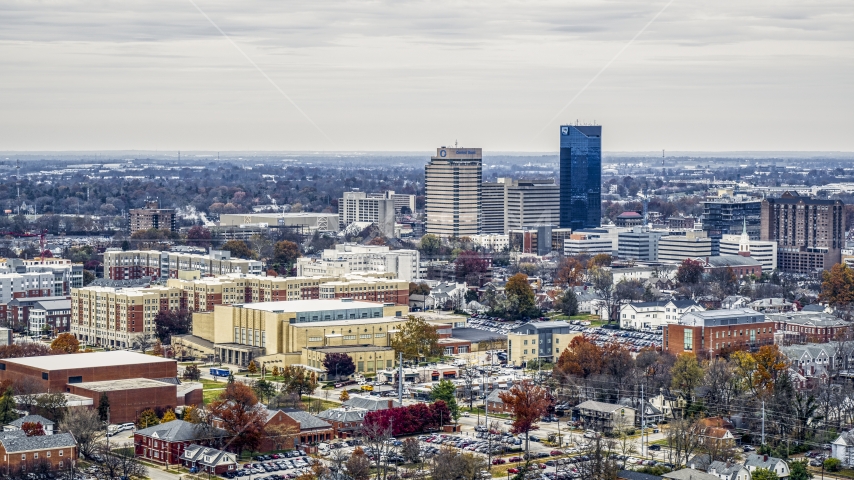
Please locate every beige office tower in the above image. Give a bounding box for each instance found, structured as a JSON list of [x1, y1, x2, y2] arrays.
[[425, 147, 482, 237]]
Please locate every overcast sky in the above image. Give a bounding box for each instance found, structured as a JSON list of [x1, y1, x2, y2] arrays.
[[1, 0, 852, 153]]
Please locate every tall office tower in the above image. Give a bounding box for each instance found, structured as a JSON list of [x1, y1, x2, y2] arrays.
[[505, 178, 560, 232], [702, 195, 761, 255], [559, 125, 601, 230], [339, 191, 396, 237], [761, 192, 845, 273], [425, 147, 482, 237], [481, 181, 507, 234]]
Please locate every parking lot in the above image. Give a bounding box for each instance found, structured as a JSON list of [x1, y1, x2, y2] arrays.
[[224, 451, 317, 478]]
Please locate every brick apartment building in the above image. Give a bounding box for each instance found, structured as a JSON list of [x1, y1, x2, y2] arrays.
[[3, 296, 70, 334], [260, 410, 333, 451], [135, 420, 227, 465], [664, 309, 775, 356], [0, 430, 77, 474], [761, 192, 845, 273], [129, 200, 176, 234], [767, 312, 850, 344], [103, 249, 261, 281], [315, 407, 368, 438], [0, 351, 201, 423]]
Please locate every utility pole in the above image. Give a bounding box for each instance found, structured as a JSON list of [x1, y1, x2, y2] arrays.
[[761, 400, 765, 446], [641, 384, 645, 458], [398, 352, 403, 405]]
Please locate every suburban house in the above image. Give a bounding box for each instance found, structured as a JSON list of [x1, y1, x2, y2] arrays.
[[316, 407, 368, 438], [574, 401, 636, 434], [698, 418, 736, 448], [743, 454, 789, 479], [832, 430, 854, 465], [0, 430, 77, 474], [3, 415, 55, 435], [617, 398, 665, 426], [134, 420, 228, 465], [486, 389, 511, 414], [620, 300, 704, 331], [179, 444, 237, 475], [707, 460, 751, 480]]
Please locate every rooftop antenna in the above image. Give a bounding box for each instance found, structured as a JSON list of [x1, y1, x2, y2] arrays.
[[455, 140, 458, 148], [15, 159, 20, 199], [178, 150, 181, 161]]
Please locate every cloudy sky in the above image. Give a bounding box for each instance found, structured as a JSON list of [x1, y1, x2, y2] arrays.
[[1, 0, 852, 152]]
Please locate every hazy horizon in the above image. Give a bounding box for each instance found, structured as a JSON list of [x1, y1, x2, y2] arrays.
[[2, 0, 852, 152]]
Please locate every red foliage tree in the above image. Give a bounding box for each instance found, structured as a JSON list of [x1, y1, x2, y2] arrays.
[[363, 401, 451, 436], [554, 336, 603, 378], [498, 381, 552, 455], [676, 258, 705, 285], [21, 422, 45, 437], [207, 382, 267, 453]]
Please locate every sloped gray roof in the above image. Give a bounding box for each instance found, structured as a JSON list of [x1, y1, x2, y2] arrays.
[[708, 460, 748, 480], [316, 408, 367, 424], [705, 255, 761, 268], [744, 453, 785, 470], [135, 419, 224, 442], [8, 414, 54, 428], [343, 396, 399, 411], [180, 444, 236, 466], [618, 471, 663, 480], [0, 431, 76, 453], [662, 469, 719, 480], [283, 411, 332, 430], [486, 389, 507, 404]]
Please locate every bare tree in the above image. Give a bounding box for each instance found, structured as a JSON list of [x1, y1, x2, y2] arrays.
[[131, 333, 152, 354], [91, 444, 146, 480], [361, 420, 395, 480], [430, 446, 488, 480], [665, 417, 704, 468], [575, 436, 620, 480], [59, 408, 103, 458]]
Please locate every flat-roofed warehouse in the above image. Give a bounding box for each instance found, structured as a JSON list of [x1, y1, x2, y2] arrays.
[[0, 351, 201, 422]]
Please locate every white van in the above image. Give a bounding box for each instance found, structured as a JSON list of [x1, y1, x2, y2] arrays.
[[120, 423, 135, 432]]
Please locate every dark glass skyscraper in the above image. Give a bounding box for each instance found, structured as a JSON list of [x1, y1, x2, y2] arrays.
[[559, 125, 601, 230]]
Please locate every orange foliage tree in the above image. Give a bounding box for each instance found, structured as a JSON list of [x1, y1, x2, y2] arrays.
[[208, 382, 267, 453], [555, 257, 585, 287], [820, 263, 854, 320], [50, 333, 80, 354], [555, 336, 603, 378]]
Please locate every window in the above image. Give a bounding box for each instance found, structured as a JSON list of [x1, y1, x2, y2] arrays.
[[344, 335, 356, 340], [42, 372, 49, 380], [59, 450, 64, 457], [360, 334, 372, 339], [47, 452, 51, 458], [34, 453, 38, 459], [524, 349, 528, 355], [375, 333, 384, 338], [21, 454, 25, 460], [684, 329, 693, 351], [308, 337, 321, 342], [68, 376, 83, 384]]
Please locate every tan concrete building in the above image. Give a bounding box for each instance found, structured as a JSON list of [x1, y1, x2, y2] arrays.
[[185, 299, 410, 368], [507, 321, 580, 366], [425, 147, 482, 237], [71, 285, 181, 348]]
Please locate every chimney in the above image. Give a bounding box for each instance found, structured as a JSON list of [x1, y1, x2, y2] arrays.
[[764, 455, 768, 461]]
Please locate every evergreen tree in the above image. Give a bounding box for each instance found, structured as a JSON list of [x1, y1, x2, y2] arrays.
[[97, 392, 110, 423], [0, 388, 18, 425]]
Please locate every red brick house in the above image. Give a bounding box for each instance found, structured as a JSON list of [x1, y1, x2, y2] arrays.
[[0, 430, 77, 475], [134, 420, 228, 465], [262, 410, 333, 452]]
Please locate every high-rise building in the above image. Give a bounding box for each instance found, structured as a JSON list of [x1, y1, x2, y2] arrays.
[[129, 200, 176, 234], [760, 192, 844, 273], [425, 147, 482, 236], [559, 125, 601, 230], [481, 181, 507, 234], [339, 191, 396, 237], [702, 195, 762, 255], [505, 179, 560, 232]]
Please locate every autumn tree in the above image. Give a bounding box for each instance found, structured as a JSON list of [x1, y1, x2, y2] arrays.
[[419, 234, 442, 259], [136, 409, 160, 429], [339, 390, 350, 401], [152, 340, 164, 356], [555, 257, 585, 287], [186, 225, 213, 248], [454, 250, 490, 284], [161, 409, 176, 423], [390, 315, 441, 362], [266, 423, 299, 451], [21, 422, 45, 436], [272, 240, 301, 272], [820, 263, 854, 320], [323, 352, 356, 379], [498, 381, 551, 455], [751, 468, 781, 480], [154, 309, 191, 343], [208, 382, 267, 453], [221, 240, 256, 260], [247, 360, 258, 375], [409, 282, 432, 296], [555, 336, 603, 379], [252, 379, 277, 403], [505, 273, 539, 319], [280, 365, 319, 397], [671, 353, 703, 403], [346, 448, 372, 480], [677, 258, 705, 286], [50, 333, 79, 354], [182, 364, 201, 381], [588, 253, 612, 269], [430, 446, 489, 480]]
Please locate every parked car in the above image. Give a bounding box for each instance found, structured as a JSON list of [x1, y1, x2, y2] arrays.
[[492, 459, 506, 465], [648, 445, 661, 451]]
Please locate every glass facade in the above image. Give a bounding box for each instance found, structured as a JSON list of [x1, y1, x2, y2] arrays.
[[559, 125, 601, 230]]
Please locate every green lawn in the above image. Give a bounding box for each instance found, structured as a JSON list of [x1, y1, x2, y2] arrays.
[[301, 396, 340, 411], [204, 388, 225, 404]]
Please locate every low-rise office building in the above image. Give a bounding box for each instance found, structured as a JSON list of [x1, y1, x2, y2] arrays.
[[297, 245, 419, 282], [663, 309, 774, 356], [574, 401, 636, 434], [507, 321, 580, 366], [657, 231, 712, 264], [564, 233, 613, 256], [769, 312, 850, 343]]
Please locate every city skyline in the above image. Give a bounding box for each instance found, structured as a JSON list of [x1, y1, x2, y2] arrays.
[[1, 0, 852, 152]]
